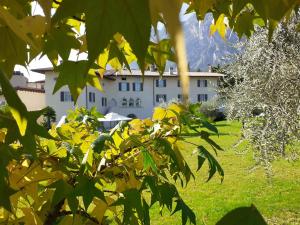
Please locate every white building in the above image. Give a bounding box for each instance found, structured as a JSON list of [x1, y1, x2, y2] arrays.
[[32, 68, 223, 120], [0, 71, 46, 111]]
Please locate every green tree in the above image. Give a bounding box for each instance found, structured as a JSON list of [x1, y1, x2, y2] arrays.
[[220, 14, 300, 173], [41, 106, 57, 129], [0, 0, 299, 224]]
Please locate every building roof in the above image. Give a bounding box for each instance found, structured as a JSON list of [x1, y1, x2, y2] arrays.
[[31, 67, 224, 77], [31, 67, 53, 73], [27, 80, 45, 84], [15, 86, 45, 93]]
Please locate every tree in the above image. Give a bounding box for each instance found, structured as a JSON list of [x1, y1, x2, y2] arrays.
[[0, 0, 299, 224], [41, 106, 57, 129], [220, 14, 300, 173]]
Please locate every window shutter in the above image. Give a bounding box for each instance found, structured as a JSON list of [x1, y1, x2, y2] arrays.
[[156, 95, 159, 102], [127, 83, 130, 91], [156, 79, 159, 87], [133, 83, 136, 91], [141, 83, 143, 91], [205, 80, 208, 87], [164, 80, 166, 87], [205, 94, 208, 101], [60, 92, 64, 102], [119, 83, 121, 91], [197, 80, 200, 87]]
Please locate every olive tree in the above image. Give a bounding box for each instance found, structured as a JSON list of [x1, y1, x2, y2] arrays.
[[220, 14, 300, 172]]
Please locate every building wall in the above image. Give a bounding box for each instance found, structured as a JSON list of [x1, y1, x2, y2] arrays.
[[17, 91, 46, 111], [45, 72, 220, 120], [45, 72, 102, 120], [10, 75, 28, 87]]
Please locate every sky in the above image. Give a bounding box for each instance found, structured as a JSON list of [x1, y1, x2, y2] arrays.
[[16, 3, 193, 82]]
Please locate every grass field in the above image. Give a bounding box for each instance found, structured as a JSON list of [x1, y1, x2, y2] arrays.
[[150, 121, 300, 225]]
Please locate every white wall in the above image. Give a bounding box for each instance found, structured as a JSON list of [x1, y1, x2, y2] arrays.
[[45, 72, 103, 120], [45, 72, 220, 120], [17, 90, 46, 111]]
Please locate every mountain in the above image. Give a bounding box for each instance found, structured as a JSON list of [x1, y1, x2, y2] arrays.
[[183, 13, 240, 71]]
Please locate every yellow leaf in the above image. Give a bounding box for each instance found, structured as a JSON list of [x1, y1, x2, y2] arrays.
[[152, 107, 167, 121], [0, 129, 6, 143], [9, 106, 27, 136], [97, 49, 109, 78], [210, 14, 227, 39], [0, 8, 46, 50], [150, 0, 189, 103], [89, 198, 107, 223]]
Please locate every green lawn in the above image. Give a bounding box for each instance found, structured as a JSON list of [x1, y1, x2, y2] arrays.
[[150, 121, 300, 225]]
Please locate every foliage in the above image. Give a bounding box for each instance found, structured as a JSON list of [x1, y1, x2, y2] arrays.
[[0, 1, 299, 224], [41, 106, 57, 130], [0, 103, 225, 224], [0, 0, 298, 104], [150, 121, 300, 225], [219, 14, 300, 172]]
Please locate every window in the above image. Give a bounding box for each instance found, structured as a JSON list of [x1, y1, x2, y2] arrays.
[[60, 91, 73, 102], [133, 82, 143, 91], [178, 94, 182, 102], [89, 92, 95, 103], [136, 98, 141, 107], [155, 79, 167, 87], [101, 97, 107, 107], [198, 94, 208, 102], [121, 98, 127, 107], [156, 94, 167, 103], [197, 79, 208, 87], [121, 77, 127, 80], [129, 98, 134, 107], [119, 82, 130, 91], [177, 80, 181, 87]]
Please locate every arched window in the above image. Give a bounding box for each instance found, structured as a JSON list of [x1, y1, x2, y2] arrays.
[[129, 98, 134, 107], [122, 98, 127, 107], [136, 98, 141, 107], [127, 114, 137, 119]]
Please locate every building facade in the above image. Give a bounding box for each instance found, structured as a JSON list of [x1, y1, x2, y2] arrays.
[[32, 68, 223, 120], [0, 71, 46, 111]]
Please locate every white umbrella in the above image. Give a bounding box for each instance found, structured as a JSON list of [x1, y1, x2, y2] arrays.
[[98, 112, 132, 122]]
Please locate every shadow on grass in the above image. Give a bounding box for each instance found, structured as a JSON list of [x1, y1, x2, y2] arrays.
[[181, 132, 230, 137]]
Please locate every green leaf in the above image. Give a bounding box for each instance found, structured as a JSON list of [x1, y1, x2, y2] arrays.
[[72, 175, 106, 210], [0, 26, 27, 77], [53, 60, 102, 102], [142, 148, 158, 173], [232, 0, 248, 17], [200, 130, 223, 152], [49, 179, 73, 207], [234, 11, 255, 38], [43, 25, 81, 61], [216, 204, 267, 225], [52, 0, 85, 24], [85, 0, 151, 70], [112, 189, 145, 224], [108, 41, 132, 72], [0, 69, 28, 136], [0, 145, 16, 212], [92, 133, 114, 153], [197, 146, 224, 182], [172, 199, 196, 225], [147, 39, 175, 75], [202, 120, 219, 135]]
